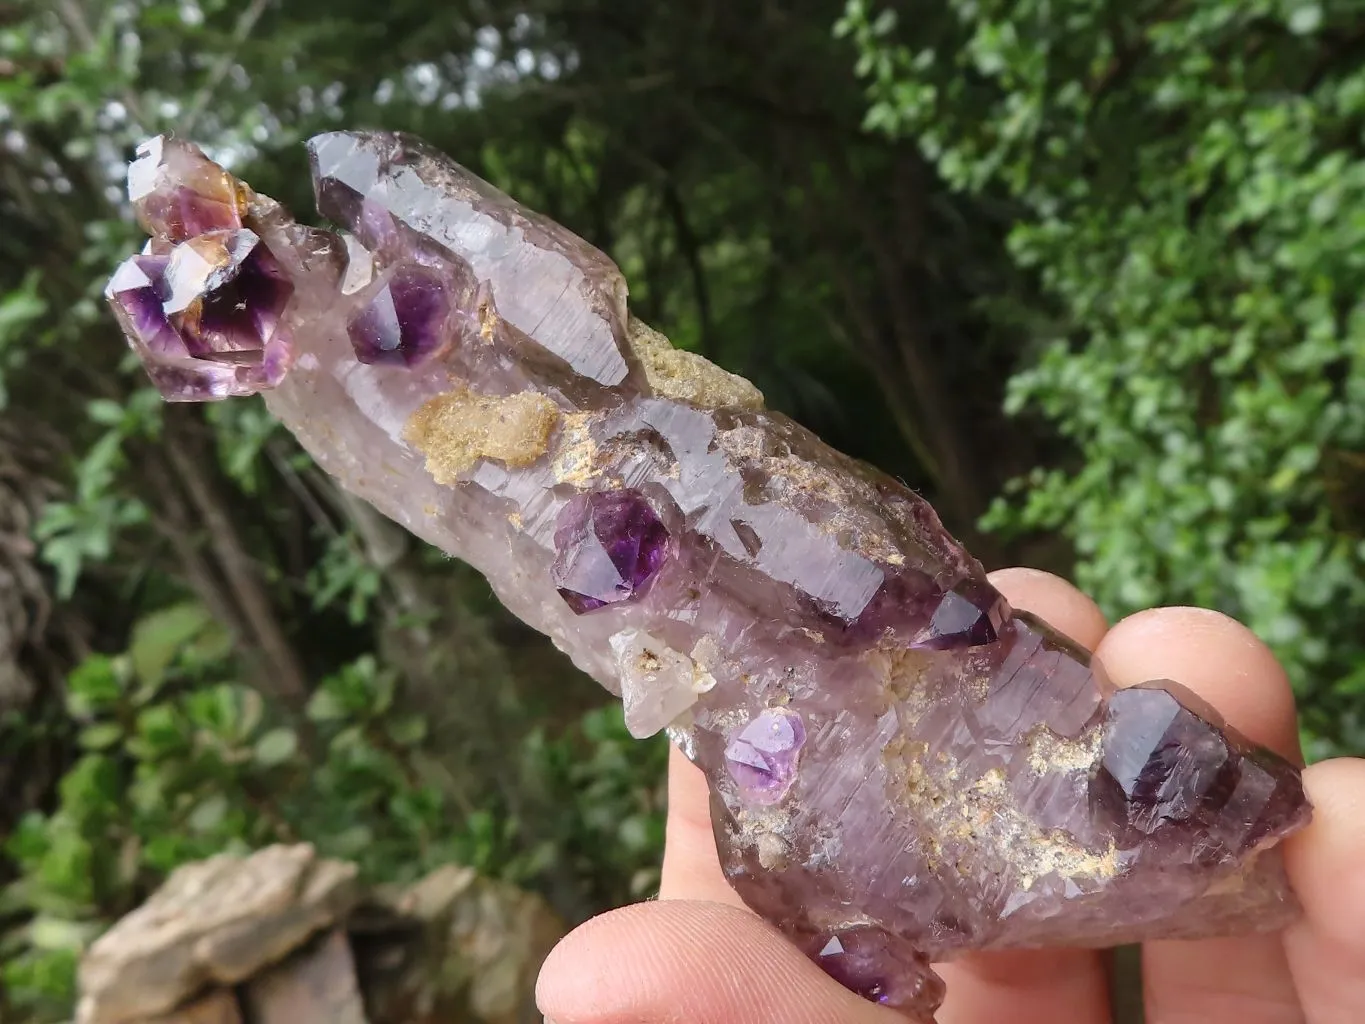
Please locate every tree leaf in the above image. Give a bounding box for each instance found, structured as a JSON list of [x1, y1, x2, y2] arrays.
[[253, 727, 299, 767], [129, 602, 213, 691]]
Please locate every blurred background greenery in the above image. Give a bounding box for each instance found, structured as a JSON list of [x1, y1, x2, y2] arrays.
[[0, 0, 1361, 1017]]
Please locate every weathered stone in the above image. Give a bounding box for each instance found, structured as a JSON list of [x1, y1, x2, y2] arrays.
[[241, 929, 369, 1024], [137, 989, 243, 1024], [353, 865, 564, 1024], [77, 844, 359, 1024]]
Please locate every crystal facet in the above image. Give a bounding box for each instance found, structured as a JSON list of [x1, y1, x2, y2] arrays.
[[725, 708, 807, 805], [916, 576, 1011, 649], [346, 262, 453, 366], [106, 227, 293, 401], [129, 135, 245, 241], [812, 928, 945, 1018], [551, 490, 670, 614], [104, 132, 1313, 1023]]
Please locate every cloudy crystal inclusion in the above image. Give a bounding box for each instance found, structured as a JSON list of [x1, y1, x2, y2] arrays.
[[104, 131, 1313, 1024]]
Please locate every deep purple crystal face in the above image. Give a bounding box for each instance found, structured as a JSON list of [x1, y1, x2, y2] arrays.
[[551, 490, 670, 614], [128, 136, 244, 241], [106, 229, 293, 401], [833, 566, 940, 643], [346, 263, 452, 366], [914, 576, 1012, 650], [1091, 684, 1309, 859], [812, 928, 944, 1020], [724, 708, 806, 805], [834, 570, 1010, 651]]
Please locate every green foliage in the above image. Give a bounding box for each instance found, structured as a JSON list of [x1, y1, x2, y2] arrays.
[[2, 606, 665, 1018], [528, 707, 670, 900], [842, 0, 1365, 754]]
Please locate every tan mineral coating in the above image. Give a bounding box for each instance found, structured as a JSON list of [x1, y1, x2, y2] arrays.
[[1027, 723, 1103, 775], [549, 411, 599, 487], [404, 389, 561, 484], [887, 736, 1119, 895], [626, 317, 765, 411]]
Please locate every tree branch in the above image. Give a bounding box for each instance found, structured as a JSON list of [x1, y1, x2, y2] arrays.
[[660, 179, 715, 355], [160, 420, 309, 705]]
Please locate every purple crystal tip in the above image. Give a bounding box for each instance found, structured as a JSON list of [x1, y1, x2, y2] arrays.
[[106, 229, 293, 402], [128, 135, 245, 242], [346, 263, 453, 367], [813, 928, 945, 1021], [1093, 683, 1309, 858], [108, 137, 296, 401], [724, 707, 807, 804], [915, 576, 1011, 650], [551, 490, 670, 614]]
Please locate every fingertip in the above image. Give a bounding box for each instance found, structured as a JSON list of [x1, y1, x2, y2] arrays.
[[1095, 606, 1301, 760], [659, 745, 742, 904], [1282, 757, 1365, 1016], [1284, 757, 1365, 952], [536, 901, 896, 1024], [988, 567, 1109, 651]]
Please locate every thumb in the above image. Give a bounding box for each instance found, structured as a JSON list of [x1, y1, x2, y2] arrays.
[[536, 899, 912, 1024]]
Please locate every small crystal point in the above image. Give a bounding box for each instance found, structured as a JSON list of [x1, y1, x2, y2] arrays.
[[724, 708, 806, 804], [812, 928, 944, 1021], [129, 135, 245, 241], [108, 227, 293, 401], [915, 576, 1011, 650], [551, 491, 669, 614], [346, 263, 453, 366], [1093, 683, 1308, 857]]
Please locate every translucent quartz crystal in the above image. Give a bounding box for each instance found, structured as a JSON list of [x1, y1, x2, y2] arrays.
[[105, 132, 1311, 1022]]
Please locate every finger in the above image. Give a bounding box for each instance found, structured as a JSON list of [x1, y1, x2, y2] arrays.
[[1094, 607, 1304, 1024], [1283, 757, 1365, 1022], [991, 566, 1112, 651], [659, 743, 742, 904], [537, 899, 903, 1024], [1096, 606, 1302, 761], [933, 568, 1113, 1024]]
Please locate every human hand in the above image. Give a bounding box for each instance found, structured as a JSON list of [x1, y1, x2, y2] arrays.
[[536, 568, 1365, 1024]]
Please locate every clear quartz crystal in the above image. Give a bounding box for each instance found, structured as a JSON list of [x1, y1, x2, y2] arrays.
[[105, 131, 1311, 1022]]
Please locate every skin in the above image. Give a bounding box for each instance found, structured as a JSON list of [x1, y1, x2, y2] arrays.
[[536, 567, 1365, 1024]]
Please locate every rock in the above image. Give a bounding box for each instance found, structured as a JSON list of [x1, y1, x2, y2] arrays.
[[139, 989, 242, 1024], [241, 929, 368, 1024], [355, 865, 563, 1024], [77, 844, 359, 1024]]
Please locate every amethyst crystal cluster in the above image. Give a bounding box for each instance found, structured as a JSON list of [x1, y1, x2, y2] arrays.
[[106, 133, 1310, 1021]]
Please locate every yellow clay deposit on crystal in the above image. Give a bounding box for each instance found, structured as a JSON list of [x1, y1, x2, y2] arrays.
[[888, 740, 1118, 890], [550, 412, 600, 486], [1026, 724, 1102, 775], [871, 645, 990, 715], [405, 389, 560, 484], [628, 317, 764, 411]]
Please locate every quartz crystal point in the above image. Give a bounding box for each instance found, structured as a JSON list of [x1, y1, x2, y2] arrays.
[[105, 132, 1312, 1021]]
